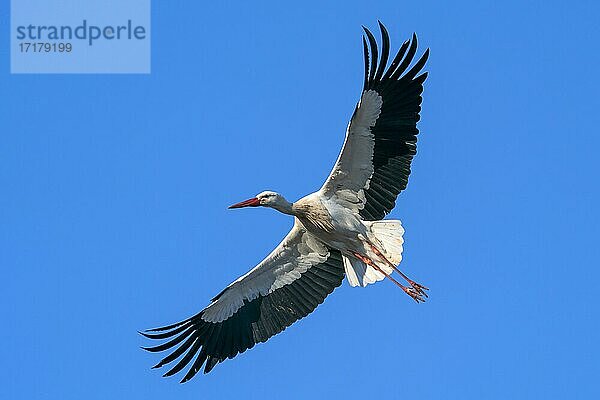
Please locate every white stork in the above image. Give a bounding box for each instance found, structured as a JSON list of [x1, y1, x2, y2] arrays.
[[142, 22, 429, 382]]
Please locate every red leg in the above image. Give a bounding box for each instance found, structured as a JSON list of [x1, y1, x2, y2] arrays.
[[352, 252, 426, 303], [366, 242, 429, 297]]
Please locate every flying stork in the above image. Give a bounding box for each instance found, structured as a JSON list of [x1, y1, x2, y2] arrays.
[[142, 22, 430, 382]]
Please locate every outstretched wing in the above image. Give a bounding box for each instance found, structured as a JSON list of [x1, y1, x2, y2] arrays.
[[141, 221, 344, 382], [321, 22, 429, 220]]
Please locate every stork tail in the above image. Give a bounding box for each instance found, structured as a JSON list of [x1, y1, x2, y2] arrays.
[[342, 220, 404, 287]]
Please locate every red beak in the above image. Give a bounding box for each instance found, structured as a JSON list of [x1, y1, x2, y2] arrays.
[[228, 197, 261, 209]]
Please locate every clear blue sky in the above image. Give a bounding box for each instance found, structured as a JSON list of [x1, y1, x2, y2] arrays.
[[2, 1, 599, 399]]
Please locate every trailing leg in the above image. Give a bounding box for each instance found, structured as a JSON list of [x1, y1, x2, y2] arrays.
[[351, 252, 426, 303]]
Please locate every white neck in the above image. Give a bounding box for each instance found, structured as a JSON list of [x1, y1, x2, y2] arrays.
[[271, 197, 294, 215]]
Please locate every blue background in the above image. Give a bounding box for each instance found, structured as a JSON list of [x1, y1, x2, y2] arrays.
[[1, 1, 599, 399]]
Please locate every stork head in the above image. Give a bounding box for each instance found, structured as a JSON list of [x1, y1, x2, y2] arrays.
[[229, 191, 293, 214]]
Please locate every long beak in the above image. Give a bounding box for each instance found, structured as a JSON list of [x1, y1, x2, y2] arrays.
[[228, 197, 261, 209]]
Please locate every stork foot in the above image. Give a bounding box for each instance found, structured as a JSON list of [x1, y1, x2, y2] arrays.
[[406, 279, 429, 298], [403, 286, 427, 303]]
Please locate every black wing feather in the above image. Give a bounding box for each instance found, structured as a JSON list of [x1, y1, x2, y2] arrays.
[[358, 24, 429, 220], [373, 21, 390, 84], [362, 26, 379, 84], [142, 250, 345, 382]]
